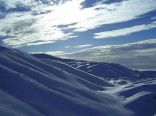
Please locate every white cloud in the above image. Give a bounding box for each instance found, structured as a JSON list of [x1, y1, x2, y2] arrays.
[[33, 50, 69, 58], [94, 21, 156, 39], [64, 44, 92, 49], [0, 13, 76, 47], [0, 0, 156, 47], [43, 51, 66, 56], [72, 0, 156, 32], [74, 44, 92, 48]]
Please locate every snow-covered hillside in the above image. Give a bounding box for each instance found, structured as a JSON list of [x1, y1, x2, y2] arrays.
[[33, 53, 156, 80], [0, 46, 156, 116]]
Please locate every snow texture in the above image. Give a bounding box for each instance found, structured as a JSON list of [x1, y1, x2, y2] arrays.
[[0, 46, 156, 116]]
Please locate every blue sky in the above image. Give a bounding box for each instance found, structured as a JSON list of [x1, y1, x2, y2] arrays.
[[0, 0, 156, 70]]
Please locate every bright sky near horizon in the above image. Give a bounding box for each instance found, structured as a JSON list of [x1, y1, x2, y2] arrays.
[[0, 0, 156, 70]]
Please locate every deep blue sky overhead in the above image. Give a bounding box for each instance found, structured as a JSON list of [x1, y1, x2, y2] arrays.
[[0, 0, 156, 70]]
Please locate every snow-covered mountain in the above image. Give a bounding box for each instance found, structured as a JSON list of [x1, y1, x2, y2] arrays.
[[33, 53, 155, 80], [0, 46, 156, 116]]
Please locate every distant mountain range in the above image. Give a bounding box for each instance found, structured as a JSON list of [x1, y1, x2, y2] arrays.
[[32, 53, 156, 80], [0, 46, 156, 116]]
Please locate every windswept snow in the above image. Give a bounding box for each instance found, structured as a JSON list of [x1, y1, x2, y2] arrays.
[[0, 46, 156, 116], [0, 46, 134, 116]]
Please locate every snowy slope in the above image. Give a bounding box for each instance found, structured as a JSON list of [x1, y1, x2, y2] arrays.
[[32, 54, 142, 80], [33, 53, 156, 116], [102, 78, 156, 116], [0, 46, 134, 116], [33, 53, 156, 79], [1, 46, 156, 116]]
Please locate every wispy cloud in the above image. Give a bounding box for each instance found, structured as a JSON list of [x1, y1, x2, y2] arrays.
[[33, 50, 69, 58], [94, 21, 156, 39], [74, 44, 92, 48], [64, 44, 92, 49], [72, 0, 156, 32], [0, 0, 156, 47]]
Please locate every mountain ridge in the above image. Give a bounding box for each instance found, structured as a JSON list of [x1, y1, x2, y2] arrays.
[[33, 53, 155, 80], [0, 46, 133, 116], [0, 46, 156, 116]]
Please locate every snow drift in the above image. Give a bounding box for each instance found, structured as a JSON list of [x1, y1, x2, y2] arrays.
[[0, 46, 156, 116], [0, 46, 133, 116]]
